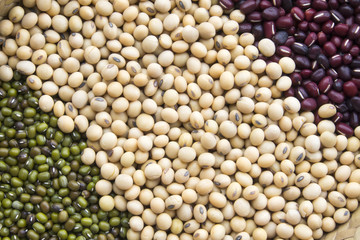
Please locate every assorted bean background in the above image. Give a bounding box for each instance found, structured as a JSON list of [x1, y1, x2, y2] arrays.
[[1, 0, 360, 239]]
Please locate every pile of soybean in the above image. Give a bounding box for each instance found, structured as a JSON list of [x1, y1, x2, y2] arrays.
[[0, 73, 130, 240], [1, 0, 360, 240]]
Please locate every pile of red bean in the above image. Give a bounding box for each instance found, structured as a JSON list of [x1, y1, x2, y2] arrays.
[[220, 0, 360, 137]]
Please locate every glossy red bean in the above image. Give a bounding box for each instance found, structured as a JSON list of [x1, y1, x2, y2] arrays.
[[276, 16, 294, 29], [294, 30, 307, 42], [304, 81, 320, 97], [343, 112, 350, 122], [334, 23, 349, 37], [219, 0, 234, 10], [276, 46, 292, 57], [327, 68, 339, 79], [314, 112, 322, 125], [313, 10, 331, 23], [312, 0, 328, 10], [262, 7, 280, 20], [304, 32, 317, 47], [329, 55, 343, 68], [341, 39, 353, 52], [239, 1, 258, 14], [329, 0, 339, 10], [252, 24, 264, 40], [337, 102, 348, 113], [318, 76, 333, 93], [322, 20, 335, 34], [301, 69, 313, 79], [298, 21, 309, 31], [287, 26, 296, 35], [295, 86, 309, 100], [352, 68, 360, 78], [343, 81, 358, 97], [328, 90, 345, 103], [332, 112, 343, 124], [336, 122, 354, 137], [238, 23, 252, 34], [290, 72, 302, 86], [309, 22, 321, 32], [305, 8, 317, 21], [291, 7, 305, 21], [352, 78, 360, 88], [292, 42, 308, 55], [343, 53, 353, 65], [350, 59, 360, 68], [339, 4, 354, 16], [248, 11, 262, 22], [348, 24, 360, 39], [264, 21, 276, 38], [331, 36, 342, 48], [311, 68, 326, 82], [284, 36, 296, 47], [349, 112, 359, 128], [350, 45, 360, 57], [269, 55, 281, 63], [317, 32, 328, 45], [272, 0, 282, 8], [330, 10, 346, 23], [259, 0, 272, 10], [301, 98, 317, 111], [347, 16, 355, 26], [323, 42, 337, 56], [284, 88, 295, 97], [317, 94, 330, 105], [296, 0, 311, 9], [333, 79, 344, 91]]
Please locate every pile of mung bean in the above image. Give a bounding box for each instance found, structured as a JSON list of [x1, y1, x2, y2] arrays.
[[0, 73, 130, 240], [1, 0, 360, 239]]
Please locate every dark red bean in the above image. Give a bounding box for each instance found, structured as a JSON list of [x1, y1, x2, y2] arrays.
[[305, 8, 317, 21], [318, 76, 333, 93], [262, 7, 280, 20], [333, 79, 344, 91], [219, 0, 234, 10], [313, 10, 331, 23], [336, 102, 348, 113], [304, 32, 317, 47], [343, 112, 350, 122], [337, 66, 352, 81], [296, 0, 311, 9], [317, 54, 330, 69], [329, 54, 343, 68], [294, 31, 307, 42], [336, 122, 354, 137], [334, 23, 349, 37], [259, 0, 272, 10], [304, 81, 320, 97], [276, 46, 292, 57], [248, 11, 262, 22], [290, 72, 302, 86], [291, 7, 305, 21], [312, 0, 328, 10], [295, 86, 309, 100], [330, 36, 342, 48], [343, 53, 353, 65], [309, 22, 321, 32], [311, 68, 326, 82], [278, 7, 286, 16], [322, 20, 335, 34], [269, 55, 281, 63], [352, 68, 360, 78], [272, 31, 288, 45], [264, 21, 276, 38], [294, 55, 311, 69], [314, 112, 322, 125], [330, 10, 346, 23], [332, 112, 343, 123], [238, 23, 252, 34], [317, 94, 330, 105], [284, 88, 295, 97], [349, 0, 360, 8], [339, 4, 354, 16], [352, 78, 360, 88], [317, 32, 327, 45], [239, 0, 257, 14], [287, 26, 296, 35], [348, 24, 360, 40], [252, 24, 264, 40], [328, 90, 345, 103], [298, 21, 309, 31], [340, 39, 353, 52], [301, 69, 313, 79], [350, 45, 360, 57], [349, 112, 359, 128], [350, 59, 360, 68], [327, 68, 339, 79], [276, 16, 294, 29], [323, 42, 337, 56], [272, 0, 281, 7], [308, 45, 323, 60], [284, 36, 296, 47], [346, 99, 354, 111], [329, 0, 339, 10], [301, 98, 317, 111], [343, 81, 358, 97]]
